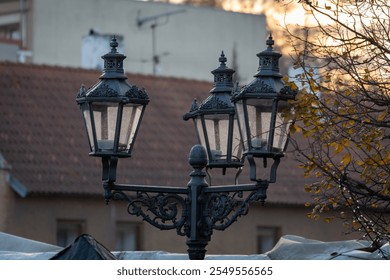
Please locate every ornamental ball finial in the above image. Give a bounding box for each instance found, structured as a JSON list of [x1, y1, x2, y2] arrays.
[[188, 144, 207, 168], [110, 36, 119, 52], [219, 51, 227, 66], [266, 34, 274, 50]]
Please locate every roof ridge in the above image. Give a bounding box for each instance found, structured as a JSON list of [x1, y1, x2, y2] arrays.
[[0, 61, 211, 84]]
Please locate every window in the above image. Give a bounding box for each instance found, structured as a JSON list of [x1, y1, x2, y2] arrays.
[[257, 226, 280, 253], [115, 222, 140, 251], [56, 220, 85, 247]]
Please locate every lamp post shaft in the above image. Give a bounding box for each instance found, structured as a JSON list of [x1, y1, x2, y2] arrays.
[[186, 144, 210, 260]]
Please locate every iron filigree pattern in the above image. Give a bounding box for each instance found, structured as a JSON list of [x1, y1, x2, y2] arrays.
[[189, 99, 199, 112], [279, 85, 298, 98], [125, 85, 149, 100], [243, 79, 276, 94], [77, 85, 87, 98], [88, 83, 119, 97], [111, 190, 188, 236], [200, 95, 230, 110], [203, 187, 267, 234]]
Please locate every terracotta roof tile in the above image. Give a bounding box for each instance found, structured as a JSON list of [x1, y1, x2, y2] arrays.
[[0, 62, 315, 205]]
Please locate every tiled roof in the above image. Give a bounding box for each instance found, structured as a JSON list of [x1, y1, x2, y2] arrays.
[[0, 62, 315, 205]]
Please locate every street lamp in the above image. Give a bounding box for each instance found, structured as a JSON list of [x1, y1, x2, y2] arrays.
[[77, 37, 149, 160], [183, 51, 244, 176], [232, 35, 297, 183], [76, 36, 296, 260]]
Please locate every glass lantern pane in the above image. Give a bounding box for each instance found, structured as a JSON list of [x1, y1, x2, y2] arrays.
[[81, 103, 94, 151], [92, 103, 119, 151], [235, 101, 249, 150], [272, 100, 291, 152], [204, 115, 229, 161], [247, 106, 269, 150], [246, 99, 273, 151], [195, 117, 206, 147], [119, 104, 143, 153], [231, 117, 243, 161]]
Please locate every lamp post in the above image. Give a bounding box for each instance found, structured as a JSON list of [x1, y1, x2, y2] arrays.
[[183, 51, 244, 178], [76, 36, 296, 260]]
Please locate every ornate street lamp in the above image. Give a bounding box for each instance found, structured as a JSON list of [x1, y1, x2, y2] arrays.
[[76, 37, 296, 260], [183, 51, 244, 175], [232, 35, 297, 183], [76, 37, 149, 159]]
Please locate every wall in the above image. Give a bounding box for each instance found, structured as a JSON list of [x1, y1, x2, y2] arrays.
[[31, 0, 266, 83], [4, 195, 360, 255]]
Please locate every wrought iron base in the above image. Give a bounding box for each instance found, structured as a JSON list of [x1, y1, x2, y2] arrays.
[[102, 145, 271, 260]]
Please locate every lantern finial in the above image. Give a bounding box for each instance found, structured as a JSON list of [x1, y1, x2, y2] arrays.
[[266, 34, 274, 51], [219, 51, 227, 66], [110, 36, 119, 52]]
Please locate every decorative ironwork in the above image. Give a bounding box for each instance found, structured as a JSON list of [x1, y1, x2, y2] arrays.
[[203, 185, 267, 233], [110, 190, 188, 236], [77, 84, 87, 98], [199, 95, 231, 110], [280, 85, 298, 98], [187, 99, 199, 113], [88, 83, 119, 97], [241, 79, 276, 94], [125, 85, 149, 100]]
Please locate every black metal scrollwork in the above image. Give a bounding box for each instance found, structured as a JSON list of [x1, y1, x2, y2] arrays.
[[111, 190, 188, 236], [203, 186, 268, 233]]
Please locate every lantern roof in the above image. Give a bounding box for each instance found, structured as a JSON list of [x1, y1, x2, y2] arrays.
[[255, 35, 282, 78], [183, 52, 235, 120], [76, 37, 149, 104], [209, 51, 235, 93], [232, 35, 296, 102]]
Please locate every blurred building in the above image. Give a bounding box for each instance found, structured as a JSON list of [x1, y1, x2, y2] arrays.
[[0, 0, 267, 83]]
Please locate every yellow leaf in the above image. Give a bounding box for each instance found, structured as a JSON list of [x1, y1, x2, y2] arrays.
[[324, 217, 334, 223], [331, 142, 344, 154], [357, 160, 365, 166], [378, 109, 388, 121], [341, 153, 351, 166]]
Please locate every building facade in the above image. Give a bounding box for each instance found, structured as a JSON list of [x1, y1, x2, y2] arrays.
[[0, 0, 267, 83]]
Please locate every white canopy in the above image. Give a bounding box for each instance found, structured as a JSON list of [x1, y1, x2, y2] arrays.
[[0, 232, 388, 260]]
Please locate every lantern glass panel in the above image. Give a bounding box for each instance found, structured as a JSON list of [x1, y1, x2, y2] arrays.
[[119, 104, 144, 153], [235, 99, 275, 152], [235, 100, 248, 150], [272, 100, 292, 152], [246, 100, 273, 151], [203, 115, 230, 161], [231, 117, 243, 162], [81, 102, 94, 151], [195, 117, 206, 148], [91, 102, 119, 151]]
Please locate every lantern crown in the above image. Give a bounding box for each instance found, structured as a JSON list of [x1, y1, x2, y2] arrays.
[[255, 34, 282, 78], [209, 51, 235, 93], [99, 36, 127, 79]]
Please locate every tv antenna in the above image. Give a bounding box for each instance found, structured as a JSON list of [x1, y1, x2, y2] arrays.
[[137, 9, 186, 75]]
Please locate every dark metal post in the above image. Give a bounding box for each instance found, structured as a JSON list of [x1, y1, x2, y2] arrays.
[[186, 144, 209, 260]]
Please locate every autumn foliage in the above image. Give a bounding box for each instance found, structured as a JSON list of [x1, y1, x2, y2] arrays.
[[285, 0, 389, 248]]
